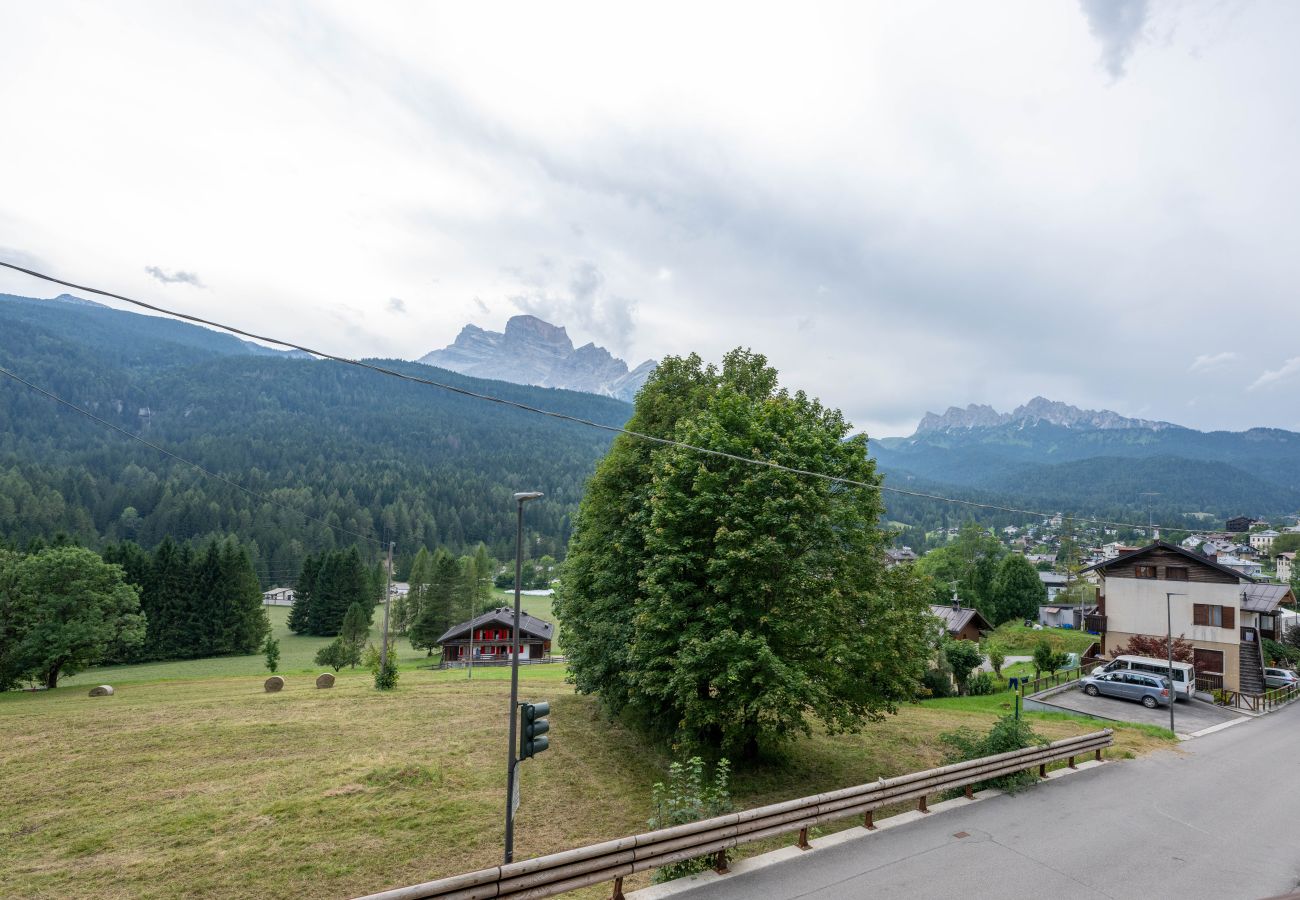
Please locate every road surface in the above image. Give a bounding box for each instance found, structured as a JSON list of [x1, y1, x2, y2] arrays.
[[669, 708, 1300, 900]]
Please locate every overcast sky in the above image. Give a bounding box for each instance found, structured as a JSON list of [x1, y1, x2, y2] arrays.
[[2, 1, 1297, 437]]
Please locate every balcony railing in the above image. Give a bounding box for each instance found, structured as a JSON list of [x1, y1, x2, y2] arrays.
[[1083, 614, 1107, 633]]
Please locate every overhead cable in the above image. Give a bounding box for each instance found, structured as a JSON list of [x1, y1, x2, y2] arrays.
[[0, 260, 1193, 534]]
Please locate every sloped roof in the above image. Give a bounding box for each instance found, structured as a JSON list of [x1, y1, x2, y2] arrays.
[[1079, 540, 1256, 583], [1242, 583, 1295, 613], [436, 607, 554, 644], [930, 604, 992, 635]]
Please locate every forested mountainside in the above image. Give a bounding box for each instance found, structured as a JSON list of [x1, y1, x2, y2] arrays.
[[873, 411, 1300, 537], [0, 294, 630, 582]]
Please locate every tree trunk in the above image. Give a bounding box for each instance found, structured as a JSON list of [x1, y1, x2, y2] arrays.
[[44, 660, 63, 689]]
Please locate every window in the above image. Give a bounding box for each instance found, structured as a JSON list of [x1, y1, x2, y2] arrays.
[[1194, 648, 1224, 675], [1135, 564, 1157, 579], [1193, 604, 1235, 629], [1165, 566, 1189, 581]]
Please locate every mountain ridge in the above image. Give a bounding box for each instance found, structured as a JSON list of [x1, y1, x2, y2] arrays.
[[914, 396, 1181, 435], [418, 315, 656, 402]]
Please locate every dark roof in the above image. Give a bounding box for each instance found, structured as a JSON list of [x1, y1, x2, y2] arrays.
[[1078, 540, 1256, 583], [930, 604, 993, 635], [1242, 583, 1295, 613], [436, 607, 555, 644]]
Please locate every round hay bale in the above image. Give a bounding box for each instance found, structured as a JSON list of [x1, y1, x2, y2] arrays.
[[88, 685, 114, 697], [264, 675, 285, 693], [315, 672, 336, 689]]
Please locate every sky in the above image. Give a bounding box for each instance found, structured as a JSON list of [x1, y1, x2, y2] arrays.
[[1, 1, 1297, 437]]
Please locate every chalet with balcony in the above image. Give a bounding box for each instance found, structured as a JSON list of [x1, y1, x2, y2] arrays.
[[436, 607, 554, 667], [1081, 541, 1279, 695]]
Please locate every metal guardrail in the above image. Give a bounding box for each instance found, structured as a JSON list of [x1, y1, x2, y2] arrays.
[[355, 729, 1113, 900]]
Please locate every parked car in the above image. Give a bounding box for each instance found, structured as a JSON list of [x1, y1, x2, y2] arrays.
[[1263, 667, 1299, 689], [1094, 655, 1195, 701], [1081, 671, 1171, 708]]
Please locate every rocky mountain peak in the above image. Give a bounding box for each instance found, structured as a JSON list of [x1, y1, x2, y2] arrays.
[[914, 397, 1180, 435], [418, 315, 655, 402]]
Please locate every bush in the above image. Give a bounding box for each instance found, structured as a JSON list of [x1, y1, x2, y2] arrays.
[[315, 638, 352, 672], [648, 757, 732, 883], [967, 672, 996, 695], [922, 667, 955, 698], [940, 715, 1048, 793], [986, 643, 1006, 678], [943, 639, 984, 694], [363, 642, 400, 690], [1263, 638, 1300, 669]]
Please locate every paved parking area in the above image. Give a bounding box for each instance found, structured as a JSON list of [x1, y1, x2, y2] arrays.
[[1029, 684, 1243, 734]]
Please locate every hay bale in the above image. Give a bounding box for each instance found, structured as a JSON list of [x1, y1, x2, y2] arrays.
[[315, 672, 335, 689], [264, 675, 285, 693], [88, 685, 114, 697]]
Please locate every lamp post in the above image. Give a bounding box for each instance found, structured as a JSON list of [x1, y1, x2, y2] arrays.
[[380, 541, 394, 670], [505, 490, 543, 865], [1166, 591, 1185, 734]]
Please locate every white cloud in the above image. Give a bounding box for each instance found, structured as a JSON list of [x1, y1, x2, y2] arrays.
[[1189, 351, 1237, 372], [1249, 358, 1300, 391], [144, 266, 204, 288], [1079, 0, 1151, 80], [0, 1, 1297, 435]]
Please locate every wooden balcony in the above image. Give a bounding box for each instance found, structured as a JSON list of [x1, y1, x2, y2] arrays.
[[1083, 613, 1107, 634]]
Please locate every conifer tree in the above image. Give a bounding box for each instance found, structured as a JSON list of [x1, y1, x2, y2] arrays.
[[288, 552, 317, 635], [339, 601, 371, 667]]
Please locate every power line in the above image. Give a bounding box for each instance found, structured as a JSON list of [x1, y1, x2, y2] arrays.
[[0, 260, 1194, 534], [0, 364, 380, 547]]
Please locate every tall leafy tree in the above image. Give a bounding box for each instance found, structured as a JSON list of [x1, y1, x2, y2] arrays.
[[0, 546, 145, 688], [914, 522, 1006, 621], [557, 350, 934, 756], [990, 553, 1047, 625]]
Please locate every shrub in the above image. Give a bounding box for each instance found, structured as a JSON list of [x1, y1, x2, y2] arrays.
[[315, 638, 352, 672], [263, 635, 280, 674], [1111, 633, 1195, 664], [986, 643, 1006, 678], [940, 715, 1048, 793], [968, 672, 996, 695], [648, 757, 732, 883], [1263, 638, 1300, 669], [943, 639, 984, 694], [922, 667, 955, 698]]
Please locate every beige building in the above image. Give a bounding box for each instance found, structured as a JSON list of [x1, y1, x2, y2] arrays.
[[1082, 542, 1285, 695], [1278, 551, 1295, 583]]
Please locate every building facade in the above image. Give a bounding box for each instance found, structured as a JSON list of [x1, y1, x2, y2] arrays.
[[1083, 542, 1265, 694], [436, 607, 554, 666]]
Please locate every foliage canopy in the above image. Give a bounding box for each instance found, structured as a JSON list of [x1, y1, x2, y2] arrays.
[[555, 350, 934, 756]]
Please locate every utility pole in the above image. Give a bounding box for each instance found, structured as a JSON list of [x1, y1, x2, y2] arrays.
[[1141, 492, 1160, 542], [1166, 592, 1185, 734], [505, 490, 543, 865], [380, 541, 394, 670]]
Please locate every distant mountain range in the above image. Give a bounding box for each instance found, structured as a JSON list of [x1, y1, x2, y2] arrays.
[[914, 397, 1179, 434], [874, 398, 1300, 527], [419, 315, 656, 402]]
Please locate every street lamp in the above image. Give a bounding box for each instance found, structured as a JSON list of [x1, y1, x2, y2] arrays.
[[1166, 592, 1186, 734], [505, 490, 543, 864]]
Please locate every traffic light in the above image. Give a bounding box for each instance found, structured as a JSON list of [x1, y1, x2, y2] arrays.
[[519, 701, 550, 760]]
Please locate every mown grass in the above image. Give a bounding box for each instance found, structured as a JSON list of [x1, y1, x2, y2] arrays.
[[1, 658, 1174, 900]]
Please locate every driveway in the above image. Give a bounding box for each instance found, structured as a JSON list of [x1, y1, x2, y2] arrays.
[[664, 702, 1300, 900], [1030, 683, 1243, 734]]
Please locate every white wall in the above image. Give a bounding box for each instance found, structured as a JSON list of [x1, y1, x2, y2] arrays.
[[1104, 577, 1242, 643]]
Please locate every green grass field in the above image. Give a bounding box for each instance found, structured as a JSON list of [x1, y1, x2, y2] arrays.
[[987, 623, 1099, 656], [2, 639, 1175, 900], [58, 591, 560, 688]]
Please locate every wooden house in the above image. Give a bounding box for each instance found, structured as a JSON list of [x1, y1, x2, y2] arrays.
[[437, 607, 554, 666]]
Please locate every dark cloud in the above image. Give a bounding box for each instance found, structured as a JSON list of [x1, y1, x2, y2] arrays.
[[387, 297, 407, 314], [1079, 0, 1150, 79], [144, 266, 205, 288]]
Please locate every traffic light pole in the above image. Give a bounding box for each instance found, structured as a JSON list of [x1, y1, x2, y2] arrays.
[[505, 491, 542, 865]]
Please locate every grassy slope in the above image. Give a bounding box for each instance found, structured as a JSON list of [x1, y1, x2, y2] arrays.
[[2, 655, 1173, 900], [987, 623, 1099, 656], [59, 591, 558, 688]]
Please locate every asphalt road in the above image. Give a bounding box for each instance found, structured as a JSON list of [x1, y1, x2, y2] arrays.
[[669, 708, 1300, 900], [1036, 684, 1241, 734]]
